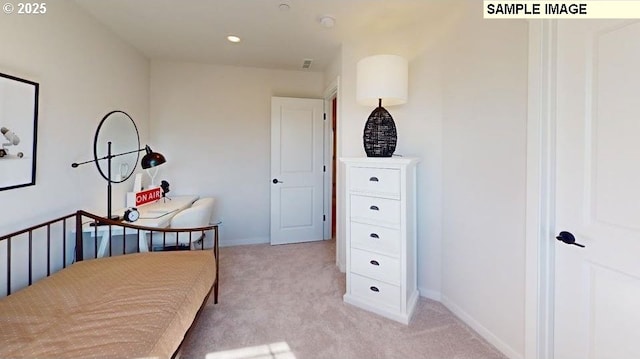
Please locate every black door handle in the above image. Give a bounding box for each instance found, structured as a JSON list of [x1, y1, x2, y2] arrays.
[[556, 231, 585, 248], [272, 178, 283, 184]]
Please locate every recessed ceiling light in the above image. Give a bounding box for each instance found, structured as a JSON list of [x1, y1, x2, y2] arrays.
[[227, 35, 241, 43]]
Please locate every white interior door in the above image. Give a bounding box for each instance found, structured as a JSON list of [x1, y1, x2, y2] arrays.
[[270, 97, 324, 245], [554, 20, 640, 359]]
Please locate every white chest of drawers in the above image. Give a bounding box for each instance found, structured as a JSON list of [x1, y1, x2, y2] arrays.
[[341, 157, 419, 324]]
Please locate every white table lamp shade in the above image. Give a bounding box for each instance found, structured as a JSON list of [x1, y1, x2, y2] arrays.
[[357, 54, 408, 107]]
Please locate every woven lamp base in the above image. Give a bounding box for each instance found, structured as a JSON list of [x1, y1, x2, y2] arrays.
[[363, 106, 397, 157]]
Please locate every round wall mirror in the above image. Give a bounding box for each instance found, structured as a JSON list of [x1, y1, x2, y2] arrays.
[[93, 110, 140, 183]]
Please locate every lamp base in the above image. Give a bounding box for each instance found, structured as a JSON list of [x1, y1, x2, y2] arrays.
[[363, 106, 397, 157]]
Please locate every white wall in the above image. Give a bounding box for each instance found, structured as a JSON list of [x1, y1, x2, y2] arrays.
[[324, 47, 342, 90], [0, 1, 149, 235], [439, 3, 528, 358], [403, 50, 444, 301], [149, 61, 324, 246]]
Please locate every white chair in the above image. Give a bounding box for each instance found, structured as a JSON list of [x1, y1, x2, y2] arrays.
[[149, 197, 215, 250], [191, 197, 215, 213], [191, 197, 217, 248]]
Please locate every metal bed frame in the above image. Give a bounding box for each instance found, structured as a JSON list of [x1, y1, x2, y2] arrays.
[[0, 210, 219, 358]]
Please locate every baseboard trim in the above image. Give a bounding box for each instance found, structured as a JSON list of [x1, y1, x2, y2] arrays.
[[440, 295, 523, 359], [219, 237, 270, 247], [418, 287, 442, 301]]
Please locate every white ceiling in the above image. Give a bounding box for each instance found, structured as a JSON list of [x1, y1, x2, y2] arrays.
[[74, 0, 451, 72]]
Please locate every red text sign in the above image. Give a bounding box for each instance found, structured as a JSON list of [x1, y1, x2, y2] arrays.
[[136, 187, 161, 206]]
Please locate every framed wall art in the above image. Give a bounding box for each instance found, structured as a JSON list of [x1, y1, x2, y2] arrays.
[[0, 72, 39, 191]]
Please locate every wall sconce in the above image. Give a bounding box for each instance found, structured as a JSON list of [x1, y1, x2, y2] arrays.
[[356, 54, 408, 157]]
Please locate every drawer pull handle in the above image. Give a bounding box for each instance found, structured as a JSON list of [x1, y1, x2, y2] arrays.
[[369, 205, 379, 211], [370, 233, 379, 239], [369, 176, 379, 182], [370, 286, 380, 292], [370, 260, 380, 266]]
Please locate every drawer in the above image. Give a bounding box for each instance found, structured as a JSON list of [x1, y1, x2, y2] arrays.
[[350, 167, 400, 197], [351, 248, 400, 285], [350, 273, 401, 310], [351, 222, 400, 256], [350, 195, 400, 226]]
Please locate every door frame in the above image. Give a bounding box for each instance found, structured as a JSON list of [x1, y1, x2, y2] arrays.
[[525, 19, 557, 359], [323, 76, 343, 270], [323, 78, 338, 241]]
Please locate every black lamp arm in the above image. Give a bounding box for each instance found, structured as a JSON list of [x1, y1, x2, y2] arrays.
[[71, 147, 145, 168]]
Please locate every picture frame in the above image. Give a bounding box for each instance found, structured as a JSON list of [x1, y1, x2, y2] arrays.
[[0, 72, 39, 191]]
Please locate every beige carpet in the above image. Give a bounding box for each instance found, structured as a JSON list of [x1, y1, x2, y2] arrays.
[[180, 240, 507, 359]]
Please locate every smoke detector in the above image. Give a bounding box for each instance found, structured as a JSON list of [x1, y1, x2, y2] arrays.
[[279, 3, 290, 11], [319, 15, 335, 28]]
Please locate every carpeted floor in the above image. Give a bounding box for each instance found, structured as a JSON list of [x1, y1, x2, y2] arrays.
[[180, 240, 507, 359]]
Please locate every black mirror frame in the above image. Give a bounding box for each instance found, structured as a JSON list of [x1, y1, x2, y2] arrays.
[[92, 110, 141, 184], [0, 72, 39, 192]]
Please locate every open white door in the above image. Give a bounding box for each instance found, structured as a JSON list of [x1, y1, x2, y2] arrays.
[[270, 97, 324, 245], [554, 20, 640, 359]]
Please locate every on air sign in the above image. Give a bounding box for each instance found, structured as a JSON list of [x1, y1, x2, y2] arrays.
[[135, 187, 161, 206]]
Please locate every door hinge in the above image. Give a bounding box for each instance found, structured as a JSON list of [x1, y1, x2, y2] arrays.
[[323, 113, 327, 120], [323, 215, 326, 221], [323, 165, 326, 172]]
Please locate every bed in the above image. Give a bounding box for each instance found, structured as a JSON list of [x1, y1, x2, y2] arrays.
[[0, 210, 218, 358]]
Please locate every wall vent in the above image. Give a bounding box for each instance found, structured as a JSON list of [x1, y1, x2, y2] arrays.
[[302, 59, 313, 69]]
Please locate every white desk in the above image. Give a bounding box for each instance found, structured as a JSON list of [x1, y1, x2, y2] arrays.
[[82, 195, 199, 257]]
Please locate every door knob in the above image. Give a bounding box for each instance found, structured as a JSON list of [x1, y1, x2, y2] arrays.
[[556, 231, 585, 248], [272, 179, 283, 184]]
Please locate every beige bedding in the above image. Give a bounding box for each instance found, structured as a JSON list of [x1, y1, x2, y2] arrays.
[[0, 250, 215, 359]]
